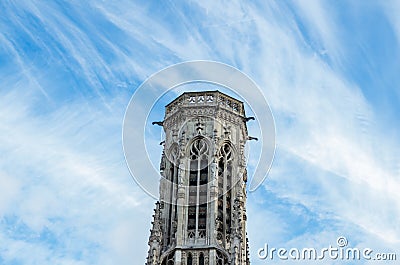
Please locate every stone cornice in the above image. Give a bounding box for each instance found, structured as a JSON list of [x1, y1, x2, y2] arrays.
[[165, 90, 246, 119]]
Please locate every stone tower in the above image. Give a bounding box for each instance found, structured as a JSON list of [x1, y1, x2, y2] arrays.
[[146, 91, 253, 265]]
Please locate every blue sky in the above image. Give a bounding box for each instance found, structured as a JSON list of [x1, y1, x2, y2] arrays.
[[1, 1, 399, 264]]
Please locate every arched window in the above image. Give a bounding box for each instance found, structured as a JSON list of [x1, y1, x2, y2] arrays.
[[187, 252, 193, 265], [187, 138, 209, 239], [199, 252, 205, 265], [217, 143, 234, 246], [166, 144, 179, 246]]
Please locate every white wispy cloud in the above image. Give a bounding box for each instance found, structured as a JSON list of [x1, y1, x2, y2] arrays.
[[0, 87, 154, 264]]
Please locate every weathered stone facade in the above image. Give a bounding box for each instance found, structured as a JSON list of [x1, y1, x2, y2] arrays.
[[146, 91, 251, 265]]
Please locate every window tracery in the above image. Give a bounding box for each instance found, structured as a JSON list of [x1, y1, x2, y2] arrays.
[[187, 138, 209, 241]]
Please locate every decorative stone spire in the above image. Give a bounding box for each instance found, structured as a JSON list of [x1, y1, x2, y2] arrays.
[[146, 201, 163, 265]]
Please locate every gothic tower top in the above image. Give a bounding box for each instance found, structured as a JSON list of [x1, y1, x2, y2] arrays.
[[162, 91, 250, 152], [147, 90, 251, 265]]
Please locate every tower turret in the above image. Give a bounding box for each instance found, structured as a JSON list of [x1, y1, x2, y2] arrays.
[[146, 91, 252, 265]]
